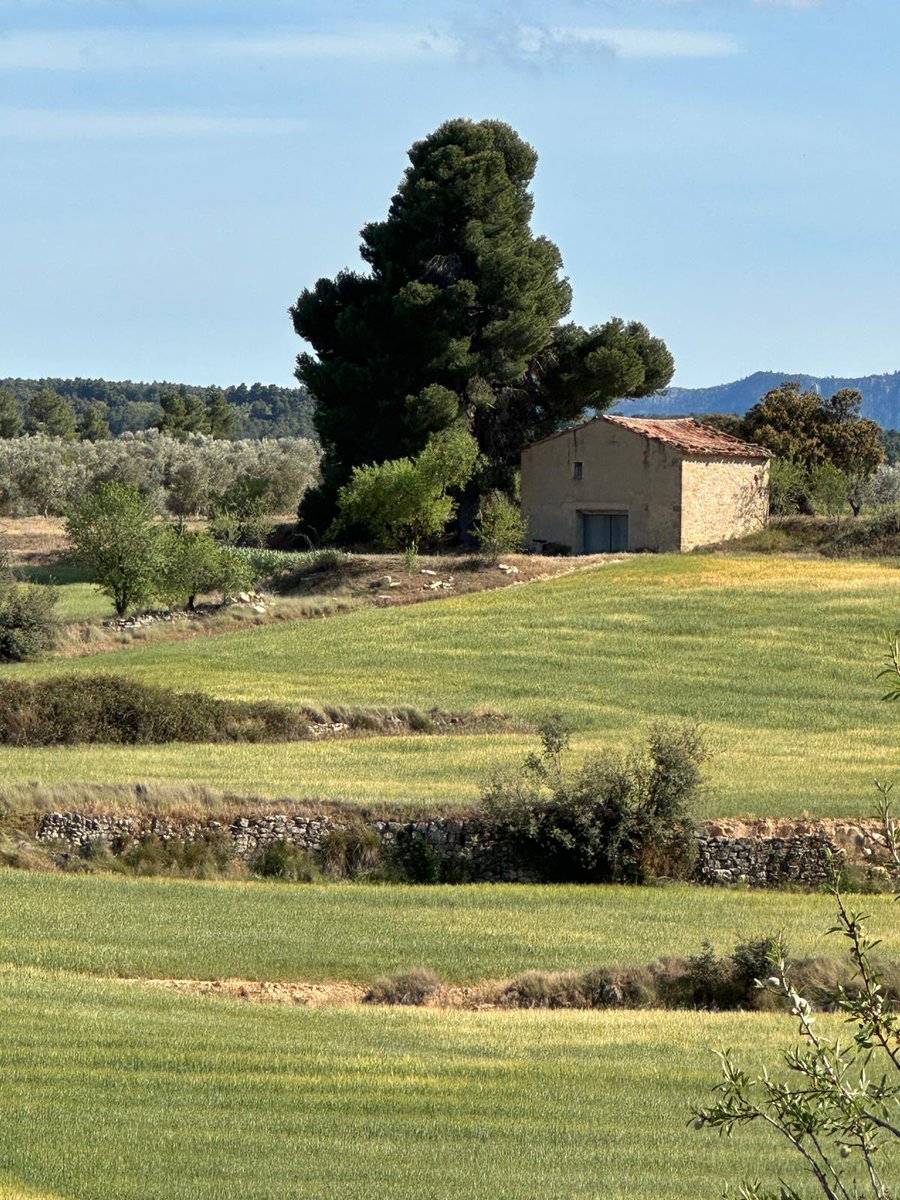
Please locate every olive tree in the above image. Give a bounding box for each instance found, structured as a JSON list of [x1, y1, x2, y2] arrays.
[[65, 481, 162, 616]]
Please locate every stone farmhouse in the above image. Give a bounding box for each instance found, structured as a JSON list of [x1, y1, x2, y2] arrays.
[[520, 415, 771, 554]]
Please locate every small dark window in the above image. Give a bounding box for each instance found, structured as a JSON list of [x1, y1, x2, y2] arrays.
[[573, 461, 583, 481]]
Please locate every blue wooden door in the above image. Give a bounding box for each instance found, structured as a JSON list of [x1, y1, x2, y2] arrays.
[[582, 513, 628, 554]]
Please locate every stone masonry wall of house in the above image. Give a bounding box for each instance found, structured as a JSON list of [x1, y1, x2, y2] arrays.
[[32, 809, 881, 888], [679, 455, 769, 550]]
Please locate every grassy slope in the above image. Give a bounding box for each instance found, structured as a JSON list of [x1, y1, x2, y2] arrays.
[[16, 565, 111, 621], [3, 555, 899, 816], [0, 968, 812, 1200], [3, 870, 898, 982]]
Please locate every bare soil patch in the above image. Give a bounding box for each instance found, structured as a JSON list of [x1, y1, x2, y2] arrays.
[[143, 975, 504, 1010]]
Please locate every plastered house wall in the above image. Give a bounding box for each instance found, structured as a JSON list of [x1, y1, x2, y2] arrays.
[[520, 419, 683, 552]]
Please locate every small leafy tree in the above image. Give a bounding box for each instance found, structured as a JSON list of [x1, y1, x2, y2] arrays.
[[808, 463, 850, 524], [333, 426, 480, 551], [471, 491, 528, 558], [769, 459, 809, 518], [65, 481, 161, 616], [156, 529, 239, 609]]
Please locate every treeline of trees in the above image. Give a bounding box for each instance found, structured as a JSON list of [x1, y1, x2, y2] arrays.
[[0, 431, 318, 519], [0, 378, 316, 441]]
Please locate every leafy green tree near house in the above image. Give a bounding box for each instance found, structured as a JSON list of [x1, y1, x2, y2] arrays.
[[291, 117, 673, 533], [333, 425, 480, 551], [65, 481, 162, 616]]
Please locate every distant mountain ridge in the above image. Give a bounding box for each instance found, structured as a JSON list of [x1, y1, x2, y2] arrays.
[[618, 370, 900, 429]]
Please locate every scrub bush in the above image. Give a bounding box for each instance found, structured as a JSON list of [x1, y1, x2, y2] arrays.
[[0, 580, 59, 661], [478, 716, 705, 884]]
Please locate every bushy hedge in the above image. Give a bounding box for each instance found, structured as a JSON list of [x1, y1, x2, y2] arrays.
[[0, 676, 311, 745], [0, 676, 487, 746]]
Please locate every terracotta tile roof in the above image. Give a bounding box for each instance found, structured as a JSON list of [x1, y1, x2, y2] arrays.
[[603, 415, 771, 457]]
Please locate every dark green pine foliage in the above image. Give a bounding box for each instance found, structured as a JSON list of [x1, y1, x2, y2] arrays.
[[204, 389, 235, 439], [78, 402, 111, 442], [291, 118, 674, 529], [158, 390, 210, 439], [25, 389, 78, 440], [0, 389, 23, 438]]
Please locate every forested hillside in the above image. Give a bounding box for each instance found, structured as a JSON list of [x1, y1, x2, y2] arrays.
[[0, 378, 315, 440], [621, 369, 900, 428]]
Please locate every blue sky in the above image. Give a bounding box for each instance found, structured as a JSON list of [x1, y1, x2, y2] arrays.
[[1, 0, 897, 389]]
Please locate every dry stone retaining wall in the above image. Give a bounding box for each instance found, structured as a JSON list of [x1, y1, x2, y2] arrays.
[[33, 810, 855, 888]]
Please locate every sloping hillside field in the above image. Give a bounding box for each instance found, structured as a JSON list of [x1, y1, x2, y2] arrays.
[[5, 555, 899, 816]]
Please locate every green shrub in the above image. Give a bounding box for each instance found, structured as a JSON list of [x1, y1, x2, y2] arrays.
[[767, 458, 808, 517], [471, 491, 527, 558], [0, 581, 59, 661], [250, 840, 321, 882], [828, 506, 900, 557], [363, 967, 442, 1006], [807, 461, 850, 521], [478, 717, 705, 884], [0, 675, 311, 746], [332, 426, 480, 550]]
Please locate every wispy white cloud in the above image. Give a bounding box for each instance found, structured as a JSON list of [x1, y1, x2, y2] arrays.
[[0, 108, 307, 139], [553, 26, 737, 58], [0, 21, 737, 72], [0, 27, 457, 71]]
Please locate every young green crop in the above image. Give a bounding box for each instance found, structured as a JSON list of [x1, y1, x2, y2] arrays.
[[0, 968, 810, 1200], [3, 554, 898, 816], [3, 871, 899, 983]]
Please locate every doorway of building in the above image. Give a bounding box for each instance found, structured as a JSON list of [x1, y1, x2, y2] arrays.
[[581, 512, 629, 554]]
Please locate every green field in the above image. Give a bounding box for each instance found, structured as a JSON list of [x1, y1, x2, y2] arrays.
[[3, 869, 896, 983], [5, 554, 900, 816], [0, 967, 813, 1200], [16, 565, 111, 622]]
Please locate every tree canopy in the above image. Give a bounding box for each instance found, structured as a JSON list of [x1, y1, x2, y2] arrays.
[[743, 381, 884, 480], [292, 117, 673, 531]]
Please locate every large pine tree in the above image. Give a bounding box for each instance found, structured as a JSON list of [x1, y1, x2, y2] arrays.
[[292, 118, 674, 531]]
